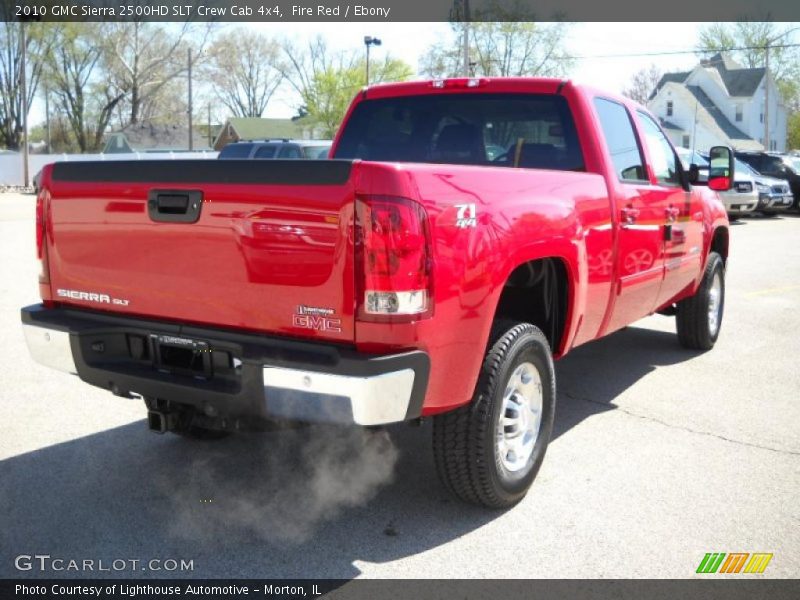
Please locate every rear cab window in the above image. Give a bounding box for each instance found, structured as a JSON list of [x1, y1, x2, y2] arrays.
[[334, 93, 584, 172], [636, 111, 682, 186]]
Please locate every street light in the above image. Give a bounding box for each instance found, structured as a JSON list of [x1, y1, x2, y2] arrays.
[[364, 36, 382, 86]]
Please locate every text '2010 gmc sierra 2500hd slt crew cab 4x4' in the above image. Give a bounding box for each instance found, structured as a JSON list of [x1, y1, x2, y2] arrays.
[[22, 78, 733, 508]]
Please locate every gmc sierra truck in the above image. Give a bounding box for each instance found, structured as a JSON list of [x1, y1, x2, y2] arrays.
[[21, 78, 733, 508]]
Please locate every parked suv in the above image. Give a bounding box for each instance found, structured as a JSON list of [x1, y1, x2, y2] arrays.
[[218, 139, 332, 160], [735, 151, 800, 210], [737, 161, 793, 215]]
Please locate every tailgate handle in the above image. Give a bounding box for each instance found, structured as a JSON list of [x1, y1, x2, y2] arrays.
[[148, 190, 203, 223]]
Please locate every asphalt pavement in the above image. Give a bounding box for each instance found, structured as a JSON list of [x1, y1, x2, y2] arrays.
[[1, 192, 798, 579]]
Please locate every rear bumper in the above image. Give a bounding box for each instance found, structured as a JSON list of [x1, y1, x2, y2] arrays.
[[21, 305, 429, 427]]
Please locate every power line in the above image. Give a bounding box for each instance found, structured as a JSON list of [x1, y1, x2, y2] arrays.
[[556, 42, 800, 61]]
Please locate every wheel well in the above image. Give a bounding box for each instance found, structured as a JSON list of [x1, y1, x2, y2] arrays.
[[493, 258, 569, 352], [711, 227, 729, 265]]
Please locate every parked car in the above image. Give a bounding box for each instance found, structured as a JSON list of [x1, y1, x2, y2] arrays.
[[678, 150, 756, 218], [736, 161, 793, 215], [735, 151, 800, 210], [23, 78, 732, 508], [217, 139, 332, 160]]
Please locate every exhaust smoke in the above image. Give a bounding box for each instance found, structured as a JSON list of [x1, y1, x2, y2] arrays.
[[159, 425, 399, 544]]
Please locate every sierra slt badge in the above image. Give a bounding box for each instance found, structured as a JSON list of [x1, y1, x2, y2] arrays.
[[57, 288, 130, 306], [292, 305, 342, 333]]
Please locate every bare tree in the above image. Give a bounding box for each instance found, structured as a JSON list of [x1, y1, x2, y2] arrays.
[[205, 29, 284, 118], [102, 21, 214, 126], [420, 21, 572, 79], [622, 64, 663, 106], [278, 36, 412, 137], [0, 22, 49, 149], [42, 23, 125, 152], [278, 35, 355, 102]]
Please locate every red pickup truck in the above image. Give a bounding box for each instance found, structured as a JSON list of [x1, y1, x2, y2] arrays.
[[22, 78, 732, 508]]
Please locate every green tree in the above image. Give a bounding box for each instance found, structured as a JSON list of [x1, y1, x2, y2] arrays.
[[280, 36, 412, 138], [788, 112, 800, 150], [303, 57, 413, 138]]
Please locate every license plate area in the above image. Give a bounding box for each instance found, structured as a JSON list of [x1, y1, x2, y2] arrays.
[[151, 334, 212, 378]]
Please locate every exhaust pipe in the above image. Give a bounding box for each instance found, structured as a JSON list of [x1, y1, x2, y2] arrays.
[[148, 410, 179, 434]]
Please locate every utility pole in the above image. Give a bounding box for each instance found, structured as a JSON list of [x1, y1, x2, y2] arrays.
[[364, 36, 382, 86], [187, 48, 193, 151], [207, 103, 212, 148], [462, 0, 470, 77], [764, 44, 770, 151], [44, 84, 51, 153], [20, 22, 29, 187]]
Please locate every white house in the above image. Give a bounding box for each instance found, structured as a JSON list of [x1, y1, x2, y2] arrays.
[[647, 53, 787, 153]]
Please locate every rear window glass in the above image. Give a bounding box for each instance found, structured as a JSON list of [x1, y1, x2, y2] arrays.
[[333, 93, 584, 171], [218, 143, 254, 159], [253, 145, 279, 158]]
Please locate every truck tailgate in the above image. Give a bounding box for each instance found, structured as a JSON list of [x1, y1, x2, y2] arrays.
[[44, 160, 356, 343]]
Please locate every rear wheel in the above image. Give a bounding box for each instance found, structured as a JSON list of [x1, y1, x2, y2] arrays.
[[433, 322, 555, 508], [676, 252, 725, 350]]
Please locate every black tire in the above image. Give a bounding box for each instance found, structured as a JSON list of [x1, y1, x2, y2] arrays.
[[761, 211, 778, 218], [676, 252, 725, 350], [433, 321, 556, 509]]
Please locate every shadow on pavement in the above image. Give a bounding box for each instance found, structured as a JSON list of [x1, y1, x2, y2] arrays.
[[0, 325, 700, 579], [553, 325, 702, 440]]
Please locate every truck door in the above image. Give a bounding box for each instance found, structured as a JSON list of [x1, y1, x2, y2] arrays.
[[593, 98, 667, 333], [634, 111, 703, 307]]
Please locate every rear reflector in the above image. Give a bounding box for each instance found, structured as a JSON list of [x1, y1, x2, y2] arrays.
[[356, 196, 433, 321], [36, 190, 50, 284]]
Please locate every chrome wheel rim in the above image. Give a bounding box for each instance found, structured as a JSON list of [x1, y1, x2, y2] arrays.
[[708, 271, 722, 337], [496, 362, 543, 473]]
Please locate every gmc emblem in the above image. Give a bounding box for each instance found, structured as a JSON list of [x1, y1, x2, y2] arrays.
[[292, 314, 342, 333]]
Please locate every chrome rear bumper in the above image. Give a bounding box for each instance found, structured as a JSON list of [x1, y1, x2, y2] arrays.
[[21, 305, 429, 427], [22, 323, 77, 375]]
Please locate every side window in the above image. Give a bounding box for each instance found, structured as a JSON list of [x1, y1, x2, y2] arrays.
[[278, 145, 303, 159], [637, 111, 681, 186], [593, 98, 646, 182], [253, 145, 277, 158]]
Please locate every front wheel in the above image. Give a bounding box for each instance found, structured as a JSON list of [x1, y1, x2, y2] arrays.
[[433, 322, 556, 508], [675, 252, 725, 350]]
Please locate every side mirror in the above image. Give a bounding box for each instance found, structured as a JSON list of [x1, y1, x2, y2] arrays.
[[708, 146, 734, 191]]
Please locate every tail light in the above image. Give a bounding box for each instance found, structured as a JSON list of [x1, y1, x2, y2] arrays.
[[36, 190, 50, 284], [355, 195, 433, 321]]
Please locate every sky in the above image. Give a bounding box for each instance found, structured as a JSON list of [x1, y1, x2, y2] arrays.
[[28, 21, 710, 125]]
